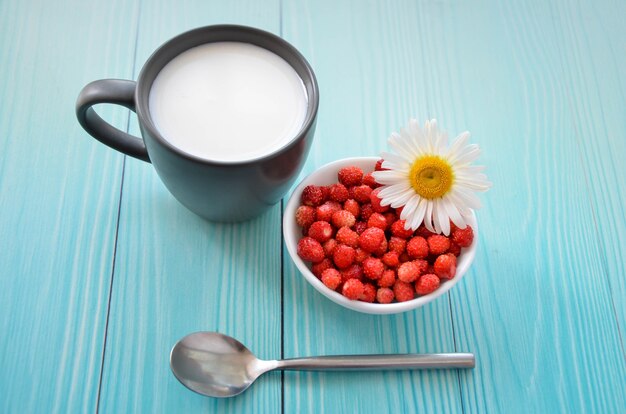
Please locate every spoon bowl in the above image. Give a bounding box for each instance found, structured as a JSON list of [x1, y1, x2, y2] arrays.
[[171, 331, 475, 398]]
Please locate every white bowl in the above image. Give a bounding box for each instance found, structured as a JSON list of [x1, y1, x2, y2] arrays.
[[283, 157, 477, 314]]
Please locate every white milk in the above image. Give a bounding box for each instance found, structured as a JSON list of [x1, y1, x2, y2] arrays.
[[149, 42, 308, 162]]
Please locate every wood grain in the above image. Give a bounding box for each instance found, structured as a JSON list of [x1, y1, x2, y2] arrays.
[[96, 1, 284, 412], [0, 0, 138, 412]]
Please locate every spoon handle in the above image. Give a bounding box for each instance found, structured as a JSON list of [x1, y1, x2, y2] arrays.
[[275, 353, 475, 371]]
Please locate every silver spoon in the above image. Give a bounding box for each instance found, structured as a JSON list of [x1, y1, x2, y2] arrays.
[[170, 331, 475, 398]]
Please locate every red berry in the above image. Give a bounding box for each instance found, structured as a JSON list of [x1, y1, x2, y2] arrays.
[[374, 238, 388, 257], [351, 185, 372, 203], [391, 220, 414, 239], [301, 185, 325, 206], [359, 283, 377, 303], [362, 172, 379, 188], [397, 261, 421, 283], [393, 280, 415, 302], [406, 236, 429, 259], [415, 274, 440, 295], [378, 269, 397, 288], [370, 188, 389, 213], [311, 258, 333, 278], [384, 213, 396, 228], [323, 239, 338, 257], [359, 227, 385, 253], [448, 241, 462, 256], [295, 205, 316, 229], [354, 221, 368, 235], [336, 227, 359, 248], [316, 201, 342, 222], [338, 166, 364, 186], [363, 257, 385, 280], [328, 183, 349, 202], [354, 248, 370, 263], [434, 254, 457, 279], [376, 287, 395, 303], [297, 237, 325, 263], [414, 259, 429, 275], [321, 268, 341, 290], [395, 206, 404, 218], [427, 235, 450, 255], [388, 237, 407, 254], [452, 226, 474, 248], [360, 203, 374, 221], [331, 210, 356, 228], [415, 225, 436, 239], [382, 251, 400, 268], [341, 264, 364, 282], [308, 221, 333, 243], [399, 252, 410, 263], [333, 244, 355, 269], [342, 278, 364, 300], [367, 213, 388, 230], [343, 199, 360, 218], [374, 159, 387, 171]]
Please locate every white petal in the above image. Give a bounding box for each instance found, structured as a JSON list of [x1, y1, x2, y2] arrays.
[[454, 187, 483, 209], [380, 151, 411, 168], [441, 195, 466, 228], [389, 132, 419, 159], [400, 195, 419, 222], [423, 199, 435, 232], [448, 191, 472, 217], [372, 170, 407, 185], [450, 145, 481, 166], [409, 198, 427, 230], [435, 199, 450, 235], [378, 182, 411, 198], [446, 131, 470, 160], [390, 189, 417, 208], [455, 176, 493, 191]]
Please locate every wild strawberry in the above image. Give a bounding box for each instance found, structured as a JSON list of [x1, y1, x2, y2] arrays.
[[382, 251, 400, 268], [391, 220, 414, 239], [370, 188, 389, 213], [311, 258, 333, 278], [363, 257, 385, 280], [374, 238, 388, 257], [295, 205, 316, 229], [376, 287, 394, 303], [336, 227, 359, 247], [333, 244, 355, 269], [359, 227, 385, 253], [351, 185, 372, 203], [452, 225, 474, 248], [354, 248, 370, 263], [388, 237, 407, 254], [328, 183, 349, 202], [367, 213, 388, 230], [414, 259, 429, 275], [321, 268, 341, 290], [384, 213, 396, 228], [427, 235, 450, 255], [393, 280, 414, 302], [323, 239, 338, 257], [415, 225, 436, 239], [354, 221, 367, 235], [397, 261, 421, 283], [378, 269, 397, 288], [374, 159, 387, 171], [331, 210, 356, 228], [360, 203, 374, 221], [301, 185, 325, 206], [399, 252, 410, 263], [316, 201, 341, 222], [362, 172, 379, 188], [434, 254, 456, 279], [448, 241, 462, 256], [359, 283, 377, 303], [415, 274, 440, 295], [341, 264, 364, 282], [297, 237, 325, 263], [343, 199, 360, 218], [342, 278, 364, 300], [338, 166, 363, 187], [308, 221, 333, 243], [406, 236, 429, 259]]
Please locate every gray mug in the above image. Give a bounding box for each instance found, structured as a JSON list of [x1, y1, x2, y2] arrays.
[[76, 25, 318, 221]]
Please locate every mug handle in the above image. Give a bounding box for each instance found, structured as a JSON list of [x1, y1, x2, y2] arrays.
[[76, 79, 150, 163]]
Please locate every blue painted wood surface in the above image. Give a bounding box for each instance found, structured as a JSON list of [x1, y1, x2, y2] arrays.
[[0, 0, 625, 413]]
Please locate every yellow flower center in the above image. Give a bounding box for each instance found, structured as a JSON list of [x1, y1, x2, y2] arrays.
[[409, 155, 454, 199]]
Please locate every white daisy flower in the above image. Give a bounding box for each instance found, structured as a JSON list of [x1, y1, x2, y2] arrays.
[[372, 119, 491, 236]]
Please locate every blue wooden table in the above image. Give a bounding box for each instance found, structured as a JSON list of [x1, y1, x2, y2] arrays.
[[1, 0, 625, 412]]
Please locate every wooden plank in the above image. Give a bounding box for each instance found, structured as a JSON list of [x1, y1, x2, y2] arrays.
[[282, 1, 465, 412], [96, 1, 283, 412], [0, 0, 138, 412], [417, 1, 626, 412]]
